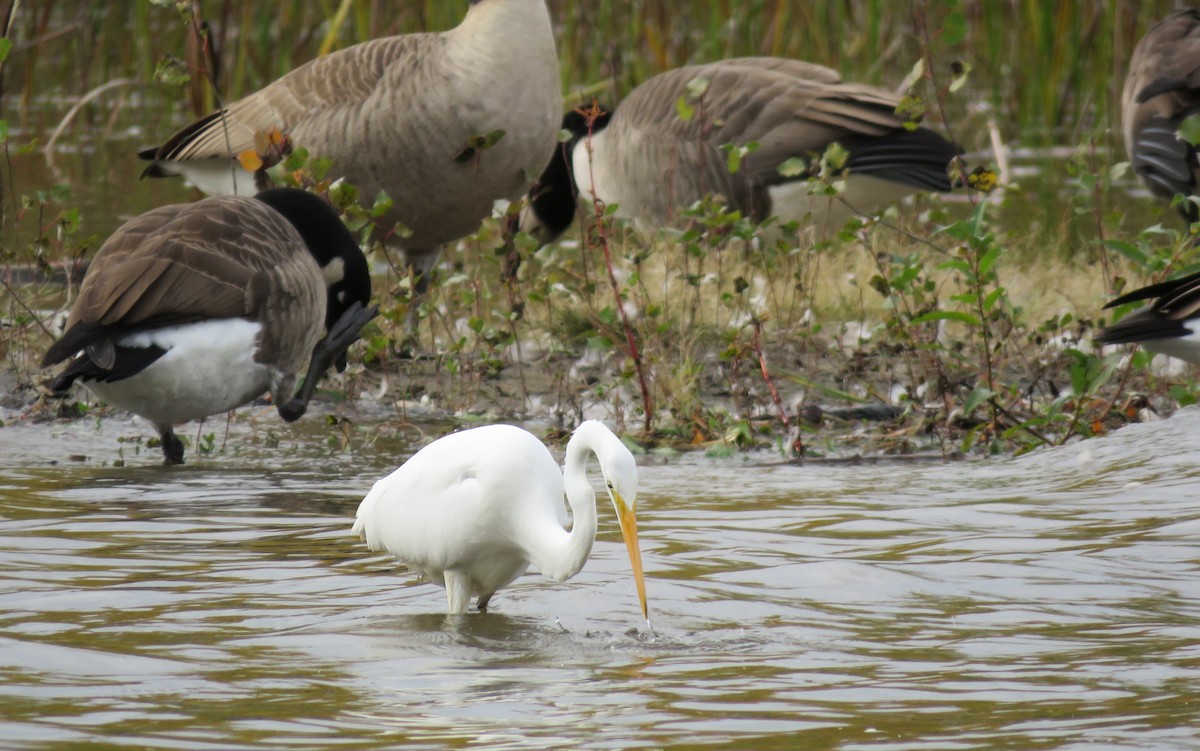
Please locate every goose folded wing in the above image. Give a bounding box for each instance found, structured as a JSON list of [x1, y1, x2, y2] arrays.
[[151, 35, 426, 161], [43, 202, 294, 367], [620, 59, 929, 187]]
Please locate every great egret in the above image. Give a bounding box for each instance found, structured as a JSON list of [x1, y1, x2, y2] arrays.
[[352, 421, 649, 619], [519, 57, 959, 245], [1098, 270, 1200, 364], [1121, 9, 1200, 223], [41, 188, 375, 464]]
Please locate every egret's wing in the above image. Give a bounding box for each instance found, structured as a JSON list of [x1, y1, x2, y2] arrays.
[[353, 453, 497, 575]]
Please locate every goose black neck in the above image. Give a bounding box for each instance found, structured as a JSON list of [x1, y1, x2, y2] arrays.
[[527, 108, 614, 242], [255, 188, 372, 331]]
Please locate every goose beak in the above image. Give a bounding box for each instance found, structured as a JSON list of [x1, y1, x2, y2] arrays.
[[613, 492, 648, 620]]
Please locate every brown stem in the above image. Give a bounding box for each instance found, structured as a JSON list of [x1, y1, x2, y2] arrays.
[[750, 317, 796, 453], [577, 102, 654, 433]]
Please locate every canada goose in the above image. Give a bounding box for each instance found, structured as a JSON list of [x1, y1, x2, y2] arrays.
[[1097, 270, 1200, 364], [520, 57, 959, 244], [41, 188, 376, 464], [1122, 9, 1200, 222], [140, 0, 562, 306]]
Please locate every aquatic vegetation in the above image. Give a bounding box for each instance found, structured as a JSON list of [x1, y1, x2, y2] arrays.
[[2, 1, 1199, 460]]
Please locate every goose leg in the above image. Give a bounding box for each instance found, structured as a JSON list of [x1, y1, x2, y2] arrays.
[[277, 301, 379, 422], [158, 424, 185, 465], [402, 247, 442, 334], [501, 211, 522, 282]]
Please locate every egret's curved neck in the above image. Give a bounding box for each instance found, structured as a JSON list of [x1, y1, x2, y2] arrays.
[[530, 428, 603, 582]]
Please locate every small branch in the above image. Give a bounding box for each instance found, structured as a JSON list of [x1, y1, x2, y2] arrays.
[[749, 316, 794, 443], [577, 102, 654, 434], [43, 78, 141, 160], [0, 272, 58, 340]]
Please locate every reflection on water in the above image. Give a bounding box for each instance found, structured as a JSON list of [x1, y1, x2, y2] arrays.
[[1, 409, 1199, 749]]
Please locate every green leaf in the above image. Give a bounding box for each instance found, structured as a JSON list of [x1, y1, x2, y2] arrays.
[[898, 57, 926, 94], [1179, 114, 1200, 147], [370, 190, 394, 217], [0, 38, 12, 64], [936, 257, 972, 274], [777, 156, 808, 178], [722, 143, 741, 174], [685, 75, 710, 100], [909, 310, 981, 327], [675, 94, 695, 122], [962, 387, 995, 416], [1102, 239, 1148, 265], [978, 244, 1003, 277], [941, 12, 968, 46], [153, 54, 190, 86]]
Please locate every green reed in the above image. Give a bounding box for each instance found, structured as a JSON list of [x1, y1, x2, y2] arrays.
[[0, 0, 1186, 137]]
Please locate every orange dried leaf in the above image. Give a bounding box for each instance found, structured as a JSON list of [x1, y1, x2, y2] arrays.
[[238, 150, 263, 173]]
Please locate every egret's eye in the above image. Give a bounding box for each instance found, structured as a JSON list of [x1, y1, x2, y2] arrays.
[[606, 481, 614, 490]]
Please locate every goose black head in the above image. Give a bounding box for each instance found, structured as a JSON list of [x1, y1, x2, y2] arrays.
[[255, 187, 373, 346], [521, 107, 614, 245]]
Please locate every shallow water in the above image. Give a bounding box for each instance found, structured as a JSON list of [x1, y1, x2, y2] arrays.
[[1, 408, 1198, 750]]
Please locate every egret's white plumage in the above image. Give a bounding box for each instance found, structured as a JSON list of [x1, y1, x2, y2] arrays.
[[353, 421, 648, 618]]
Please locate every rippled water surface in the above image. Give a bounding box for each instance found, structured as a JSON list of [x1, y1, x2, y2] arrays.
[[1, 410, 1199, 750]]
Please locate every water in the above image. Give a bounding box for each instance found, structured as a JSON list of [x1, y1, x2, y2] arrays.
[[1, 409, 1198, 749], [4, 8, 1199, 748]]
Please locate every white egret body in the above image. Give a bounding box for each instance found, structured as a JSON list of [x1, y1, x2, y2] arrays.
[[352, 421, 648, 617]]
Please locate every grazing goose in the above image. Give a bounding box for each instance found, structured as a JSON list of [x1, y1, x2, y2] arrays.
[[140, 0, 562, 306], [42, 188, 376, 464], [1097, 270, 1200, 364], [520, 57, 959, 244], [1122, 9, 1200, 222], [353, 421, 648, 618]]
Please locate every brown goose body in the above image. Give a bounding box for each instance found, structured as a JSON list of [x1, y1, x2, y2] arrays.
[[523, 57, 958, 243], [42, 189, 375, 464], [141, 0, 562, 291], [1123, 9, 1200, 221]]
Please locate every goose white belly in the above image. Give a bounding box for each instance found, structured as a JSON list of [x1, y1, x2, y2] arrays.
[[767, 173, 921, 231], [84, 319, 275, 426], [156, 159, 260, 199], [1141, 328, 1200, 364]]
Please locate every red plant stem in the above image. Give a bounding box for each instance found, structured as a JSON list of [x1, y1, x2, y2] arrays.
[[751, 317, 790, 434], [578, 103, 654, 433]]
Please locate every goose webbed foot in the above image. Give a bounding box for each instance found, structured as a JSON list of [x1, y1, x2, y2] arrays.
[[277, 301, 379, 423]]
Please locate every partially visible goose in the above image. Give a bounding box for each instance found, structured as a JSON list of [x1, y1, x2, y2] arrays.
[[1097, 270, 1200, 364], [520, 57, 959, 244], [42, 188, 376, 464], [140, 0, 562, 303], [1122, 9, 1200, 222]]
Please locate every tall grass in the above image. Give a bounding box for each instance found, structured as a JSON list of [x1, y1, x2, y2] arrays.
[[0, 0, 1184, 140]]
